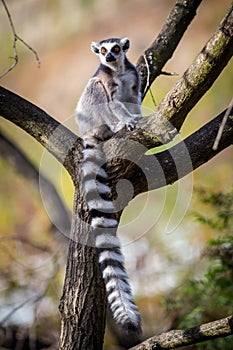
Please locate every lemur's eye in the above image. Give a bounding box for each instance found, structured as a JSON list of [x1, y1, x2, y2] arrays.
[[101, 47, 107, 54], [112, 45, 120, 53]]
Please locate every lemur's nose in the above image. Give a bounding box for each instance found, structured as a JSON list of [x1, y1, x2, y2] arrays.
[[106, 53, 116, 62]]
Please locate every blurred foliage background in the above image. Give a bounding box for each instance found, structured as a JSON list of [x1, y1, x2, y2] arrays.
[[0, 0, 232, 348]]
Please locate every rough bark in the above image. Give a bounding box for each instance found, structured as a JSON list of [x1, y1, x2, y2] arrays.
[[104, 107, 233, 197], [156, 1, 233, 132], [137, 0, 203, 98], [130, 315, 233, 349], [137, 1, 233, 135], [1, 86, 232, 196], [59, 171, 106, 350]]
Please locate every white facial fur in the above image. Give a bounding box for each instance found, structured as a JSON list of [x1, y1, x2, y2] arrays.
[[91, 38, 130, 70]]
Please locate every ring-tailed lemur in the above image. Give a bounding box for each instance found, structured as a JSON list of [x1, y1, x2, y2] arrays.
[[75, 37, 142, 334]]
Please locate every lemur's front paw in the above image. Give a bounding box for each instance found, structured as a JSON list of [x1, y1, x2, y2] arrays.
[[126, 115, 141, 131], [126, 120, 136, 131]]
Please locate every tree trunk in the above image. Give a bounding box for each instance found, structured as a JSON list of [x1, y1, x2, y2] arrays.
[[59, 169, 107, 350]]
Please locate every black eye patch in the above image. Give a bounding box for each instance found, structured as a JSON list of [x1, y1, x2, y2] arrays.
[[111, 45, 121, 54], [101, 47, 107, 55]]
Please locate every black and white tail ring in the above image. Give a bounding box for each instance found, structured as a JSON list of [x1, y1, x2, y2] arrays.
[[81, 144, 142, 334]]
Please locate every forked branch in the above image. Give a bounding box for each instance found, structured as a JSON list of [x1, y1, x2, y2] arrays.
[[140, 2, 233, 133], [1, 86, 233, 195], [104, 106, 233, 198], [0, 0, 40, 78], [137, 0, 203, 97]]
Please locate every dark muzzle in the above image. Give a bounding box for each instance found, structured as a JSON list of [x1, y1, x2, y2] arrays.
[[106, 53, 116, 62]]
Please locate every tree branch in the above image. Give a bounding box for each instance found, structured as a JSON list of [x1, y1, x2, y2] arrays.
[[137, 0, 203, 98], [1, 85, 232, 205], [1, 1, 232, 181], [141, 2, 233, 133], [0, 132, 71, 237], [137, 107, 233, 194], [213, 97, 233, 150], [102, 107, 233, 202], [130, 315, 233, 349], [0, 86, 79, 178], [0, 0, 40, 78]]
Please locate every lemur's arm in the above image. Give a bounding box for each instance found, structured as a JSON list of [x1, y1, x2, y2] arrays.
[[109, 99, 141, 130]]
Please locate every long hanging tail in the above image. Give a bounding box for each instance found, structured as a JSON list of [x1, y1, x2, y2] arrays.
[[81, 145, 142, 334]]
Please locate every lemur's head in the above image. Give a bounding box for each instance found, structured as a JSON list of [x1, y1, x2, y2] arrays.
[[91, 37, 130, 70]]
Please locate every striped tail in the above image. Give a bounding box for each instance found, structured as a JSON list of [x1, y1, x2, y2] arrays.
[[81, 145, 142, 334]]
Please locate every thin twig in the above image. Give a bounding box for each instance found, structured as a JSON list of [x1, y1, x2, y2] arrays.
[[0, 298, 33, 326], [161, 70, 178, 76], [15, 34, 41, 67], [143, 53, 151, 97], [148, 87, 157, 108], [0, 0, 40, 78], [143, 54, 157, 107], [213, 97, 233, 150], [0, 252, 61, 326]]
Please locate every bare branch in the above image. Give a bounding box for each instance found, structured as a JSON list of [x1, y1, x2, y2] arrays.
[[0, 86, 79, 178], [213, 97, 233, 150], [130, 315, 233, 349], [0, 0, 40, 78], [103, 106, 233, 199], [141, 107, 233, 193], [0, 252, 60, 327], [0, 298, 32, 326], [142, 2, 233, 133], [137, 0, 203, 98], [0, 132, 71, 236], [1, 85, 232, 199]]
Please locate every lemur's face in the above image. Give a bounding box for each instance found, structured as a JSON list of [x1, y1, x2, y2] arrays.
[[91, 38, 130, 69], [99, 42, 122, 63]]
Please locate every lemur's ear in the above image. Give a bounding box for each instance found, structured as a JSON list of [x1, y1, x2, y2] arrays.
[[120, 38, 130, 52], [91, 42, 100, 54]]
